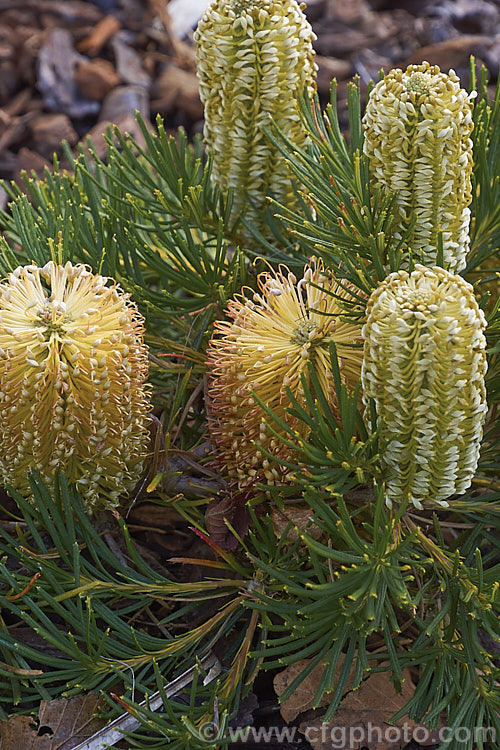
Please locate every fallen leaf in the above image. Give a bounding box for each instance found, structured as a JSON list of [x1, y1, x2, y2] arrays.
[[299, 671, 440, 750], [270, 506, 324, 542], [204, 492, 252, 550], [273, 656, 357, 723], [0, 694, 106, 750]]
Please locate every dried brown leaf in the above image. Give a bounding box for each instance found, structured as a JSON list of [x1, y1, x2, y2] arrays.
[[0, 694, 105, 750], [273, 656, 356, 723], [270, 506, 324, 542], [299, 671, 440, 750], [205, 493, 252, 550]]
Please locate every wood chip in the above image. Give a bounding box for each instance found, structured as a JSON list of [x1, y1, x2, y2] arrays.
[[37, 27, 100, 118], [0, 40, 13, 61], [112, 33, 151, 89], [402, 35, 490, 69], [2, 88, 32, 117], [30, 113, 78, 157], [152, 65, 203, 120], [315, 28, 381, 57], [0, 60, 18, 104], [0, 112, 34, 151], [77, 113, 152, 162], [75, 58, 119, 101], [316, 55, 353, 94], [100, 84, 150, 121], [0, 1, 101, 24], [325, 0, 372, 24], [77, 14, 121, 56], [302, 0, 327, 23], [15, 147, 51, 181]]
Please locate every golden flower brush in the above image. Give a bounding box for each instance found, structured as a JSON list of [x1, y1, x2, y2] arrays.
[[0, 262, 151, 511]]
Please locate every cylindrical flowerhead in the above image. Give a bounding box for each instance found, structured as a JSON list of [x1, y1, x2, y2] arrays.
[[362, 265, 488, 509], [207, 261, 363, 487], [0, 262, 151, 512], [362, 62, 475, 272], [194, 0, 317, 234]]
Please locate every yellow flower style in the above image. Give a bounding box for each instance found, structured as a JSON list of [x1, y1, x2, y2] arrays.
[[207, 261, 363, 487]]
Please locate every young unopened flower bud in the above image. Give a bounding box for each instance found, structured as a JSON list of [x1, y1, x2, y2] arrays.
[[361, 265, 488, 509], [0, 262, 151, 512], [207, 260, 363, 488], [194, 0, 317, 235], [362, 62, 475, 272]]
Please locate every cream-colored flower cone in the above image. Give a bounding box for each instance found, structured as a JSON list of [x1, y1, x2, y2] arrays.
[[362, 264, 488, 508], [362, 62, 475, 272], [194, 0, 317, 235]]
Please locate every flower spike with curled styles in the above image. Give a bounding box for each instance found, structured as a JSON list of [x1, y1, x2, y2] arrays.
[[194, 0, 317, 235], [362, 265, 488, 509], [0, 262, 151, 512], [362, 62, 475, 272], [207, 261, 364, 488]]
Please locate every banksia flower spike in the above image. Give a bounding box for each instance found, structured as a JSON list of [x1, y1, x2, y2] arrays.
[[362, 62, 475, 272], [362, 265, 488, 509], [0, 262, 151, 512], [194, 0, 317, 234], [207, 260, 363, 487]]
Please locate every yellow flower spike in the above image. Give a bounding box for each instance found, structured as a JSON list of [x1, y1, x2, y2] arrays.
[[194, 0, 317, 235], [206, 260, 364, 488], [362, 62, 475, 272], [361, 264, 488, 509], [0, 262, 151, 512]]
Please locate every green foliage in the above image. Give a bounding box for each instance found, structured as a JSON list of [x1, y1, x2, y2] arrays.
[[469, 62, 500, 274], [0, 120, 247, 336], [259, 81, 410, 292], [250, 487, 420, 708], [258, 343, 380, 494], [0, 53, 498, 750]]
